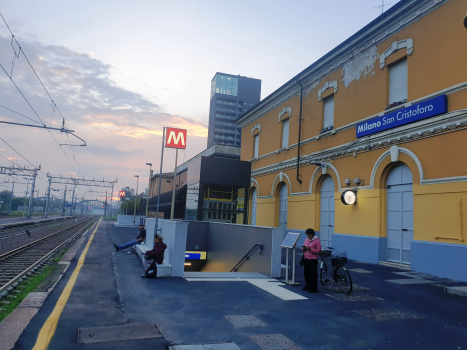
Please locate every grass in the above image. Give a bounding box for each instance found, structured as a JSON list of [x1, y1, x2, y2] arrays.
[[0, 265, 55, 322], [0, 248, 69, 323], [3, 212, 46, 217]]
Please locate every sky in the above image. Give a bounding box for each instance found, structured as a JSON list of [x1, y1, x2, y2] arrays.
[[0, 0, 399, 207]]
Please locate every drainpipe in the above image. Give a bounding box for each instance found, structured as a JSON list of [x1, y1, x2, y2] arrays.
[[296, 79, 303, 185]]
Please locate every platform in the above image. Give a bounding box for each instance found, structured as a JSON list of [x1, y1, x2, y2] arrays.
[[3, 220, 467, 350]]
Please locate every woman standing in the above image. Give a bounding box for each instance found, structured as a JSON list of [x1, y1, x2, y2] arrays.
[[141, 234, 167, 278], [302, 228, 322, 293]]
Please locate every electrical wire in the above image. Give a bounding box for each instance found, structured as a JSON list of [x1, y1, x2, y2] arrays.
[[0, 103, 44, 125], [0, 11, 86, 179]]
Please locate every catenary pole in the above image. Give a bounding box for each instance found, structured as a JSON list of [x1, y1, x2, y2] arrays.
[[8, 180, 14, 215], [70, 186, 76, 216], [104, 191, 107, 219], [22, 179, 29, 218], [170, 149, 178, 220], [62, 185, 67, 216], [110, 183, 114, 220], [27, 171, 36, 219], [155, 128, 166, 235]]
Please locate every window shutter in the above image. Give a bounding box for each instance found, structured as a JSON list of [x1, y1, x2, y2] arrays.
[[323, 95, 334, 129], [282, 119, 289, 148], [389, 58, 408, 104], [254, 135, 259, 158], [251, 188, 257, 225]]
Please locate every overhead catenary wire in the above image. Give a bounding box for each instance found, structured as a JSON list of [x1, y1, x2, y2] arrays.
[[0, 103, 44, 125], [0, 11, 86, 180]]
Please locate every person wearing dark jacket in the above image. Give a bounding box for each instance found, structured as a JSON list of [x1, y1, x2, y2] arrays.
[[141, 234, 167, 278], [114, 224, 146, 251]]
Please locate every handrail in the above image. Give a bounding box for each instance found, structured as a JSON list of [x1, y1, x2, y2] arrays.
[[231, 243, 264, 272]]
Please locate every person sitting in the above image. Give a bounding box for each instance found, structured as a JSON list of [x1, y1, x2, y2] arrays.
[[141, 234, 167, 278], [114, 224, 146, 251]]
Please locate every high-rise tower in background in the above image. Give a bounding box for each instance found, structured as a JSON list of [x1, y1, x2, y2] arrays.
[[207, 73, 261, 148]]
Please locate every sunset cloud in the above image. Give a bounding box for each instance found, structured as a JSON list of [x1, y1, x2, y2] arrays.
[[0, 35, 208, 141]]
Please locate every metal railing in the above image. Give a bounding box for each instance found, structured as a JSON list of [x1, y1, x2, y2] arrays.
[[231, 243, 264, 272]]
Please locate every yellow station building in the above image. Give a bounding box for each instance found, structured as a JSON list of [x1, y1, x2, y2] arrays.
[[237, 0, 467, 281]]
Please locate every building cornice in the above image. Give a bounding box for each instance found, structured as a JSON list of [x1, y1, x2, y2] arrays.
[[237, 0, 446, 128], [249, 81, 467, 164], [251, 108, 467, 180]]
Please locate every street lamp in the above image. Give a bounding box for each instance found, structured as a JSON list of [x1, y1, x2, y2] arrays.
[[133, 175, 139, 228], [145, 163, 152, 217]]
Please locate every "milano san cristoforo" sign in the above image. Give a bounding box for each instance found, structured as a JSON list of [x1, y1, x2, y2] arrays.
[[356, 95, 447, 138]]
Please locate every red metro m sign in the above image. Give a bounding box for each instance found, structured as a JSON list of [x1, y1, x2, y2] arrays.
[[119, 191, 125, 197], [165, 128, 187, 149]]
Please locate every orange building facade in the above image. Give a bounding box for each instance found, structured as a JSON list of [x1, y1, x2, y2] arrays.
[[237, 0, 467, 281]]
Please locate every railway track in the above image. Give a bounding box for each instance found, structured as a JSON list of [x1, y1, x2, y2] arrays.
[[0, 217, 73, 238], [0, 216, 97, 296], [0, 218, 75, 240]]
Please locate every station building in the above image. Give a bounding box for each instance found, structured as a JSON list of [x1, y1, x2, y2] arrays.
[[144, 144, 251, 224], [237, 0, 467, 281]]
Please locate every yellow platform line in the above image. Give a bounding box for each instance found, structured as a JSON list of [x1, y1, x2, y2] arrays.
[[32, 218, 101, 350]]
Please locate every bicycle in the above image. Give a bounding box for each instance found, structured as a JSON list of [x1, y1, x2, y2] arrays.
[[319, 247, 353, 294]]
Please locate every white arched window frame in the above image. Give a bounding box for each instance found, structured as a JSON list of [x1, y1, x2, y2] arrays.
[[379, 39, 413, 69]]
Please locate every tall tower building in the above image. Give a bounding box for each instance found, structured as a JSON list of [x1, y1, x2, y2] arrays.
[[207, 73, 261, 148]]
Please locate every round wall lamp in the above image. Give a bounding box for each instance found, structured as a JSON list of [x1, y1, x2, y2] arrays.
[[341, 190, 357, 205]]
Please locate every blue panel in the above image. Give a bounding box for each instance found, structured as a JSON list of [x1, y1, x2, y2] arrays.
[[332, 233, 386, 264], [356, 95, 447, 138], [411, 241, 467, 282], [185, 253, 201, 260]]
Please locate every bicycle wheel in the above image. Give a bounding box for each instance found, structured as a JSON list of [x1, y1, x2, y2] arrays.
[[320, 259, 333, 286], [335, 266, 352, 294]]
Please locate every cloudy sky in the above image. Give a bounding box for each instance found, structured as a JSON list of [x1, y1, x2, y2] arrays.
[[0, 0, 398, 206]]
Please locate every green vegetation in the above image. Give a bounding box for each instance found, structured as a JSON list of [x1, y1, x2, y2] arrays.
[[0, 265, 53, 322], [0, 247, 71, 322]]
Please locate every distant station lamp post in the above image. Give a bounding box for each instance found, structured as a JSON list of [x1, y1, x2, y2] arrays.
[[133, 175, 139, 228], [145, 163, 152, 218]]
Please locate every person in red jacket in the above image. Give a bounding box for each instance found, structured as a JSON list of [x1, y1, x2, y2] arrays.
[[301, 228, 322, 293], [141, 234, 167, 278]]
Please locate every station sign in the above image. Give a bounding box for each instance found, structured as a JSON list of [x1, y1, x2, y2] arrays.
[[165, 127, 187, 149], [356, 95, 447, 138], [185, 251, 207, 260], [119, 191, 125, 197]]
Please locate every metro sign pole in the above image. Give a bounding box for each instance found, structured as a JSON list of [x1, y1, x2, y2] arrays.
[[154, 127, 187, 236], [165, 127, 187, 220]]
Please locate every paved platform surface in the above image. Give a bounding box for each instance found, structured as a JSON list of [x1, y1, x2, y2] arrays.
[[11, 221, 467, 350]]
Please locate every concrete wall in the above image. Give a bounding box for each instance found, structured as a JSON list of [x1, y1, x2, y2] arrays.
[[145, 218, 188, 277], [201, 222, 284, 277], [115, 214, 145, 227]]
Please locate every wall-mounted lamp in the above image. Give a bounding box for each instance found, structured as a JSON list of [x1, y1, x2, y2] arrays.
[[341, 190, 357, 205], [354, 178, 361, 185], [464, 14, 467, 29], [310, 160, 323, 166], [345, 179, 351, 186]]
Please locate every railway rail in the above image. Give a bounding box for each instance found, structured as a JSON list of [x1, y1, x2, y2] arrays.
[[0, 218, 75, 240], [0, 216, 98, 296], [0, 216, 73, 235]]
